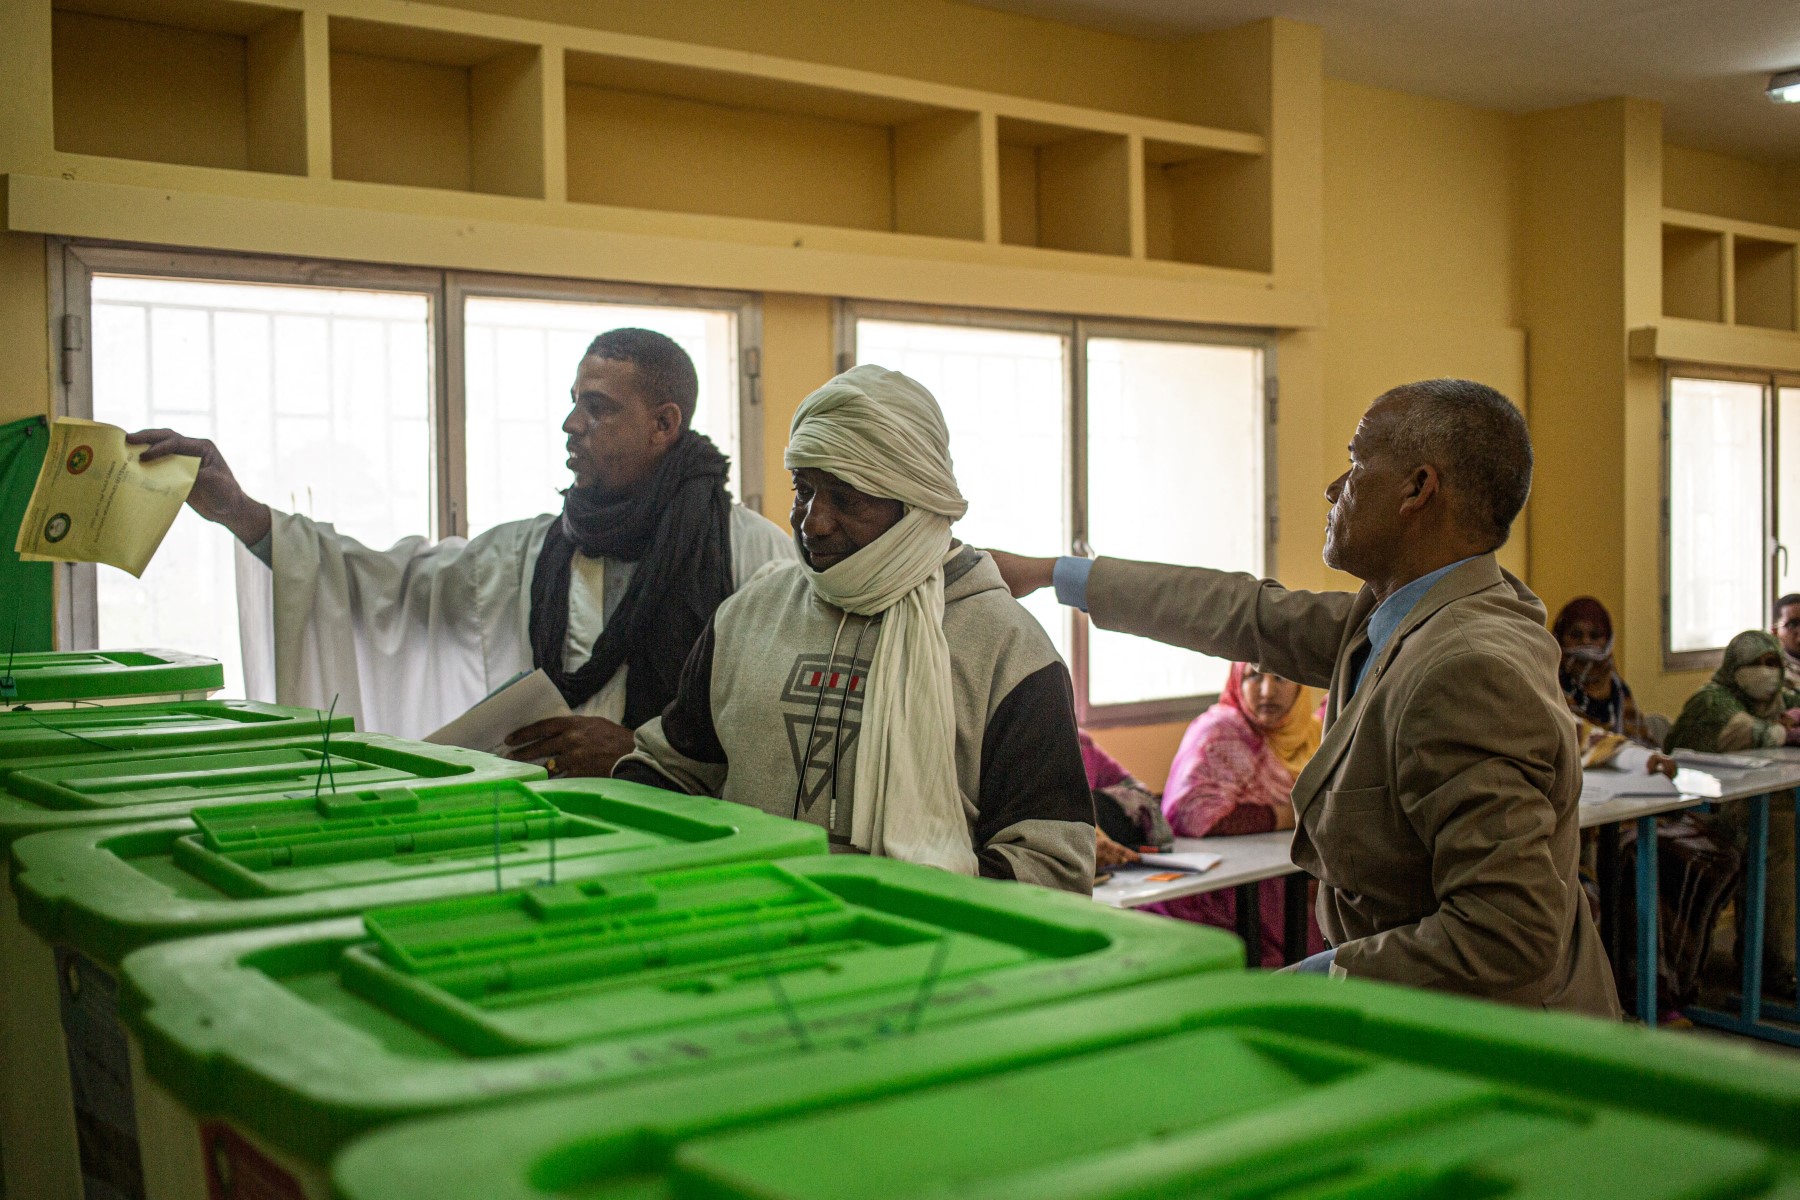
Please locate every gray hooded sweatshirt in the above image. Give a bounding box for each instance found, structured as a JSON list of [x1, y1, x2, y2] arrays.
[[616, 545, 1096, 892]]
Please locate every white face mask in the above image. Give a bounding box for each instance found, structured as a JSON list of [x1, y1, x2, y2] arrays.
[[1734, 665, 1783, 702]]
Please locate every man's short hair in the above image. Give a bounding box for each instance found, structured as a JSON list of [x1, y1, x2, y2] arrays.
[[1777, 593, 1800, 618], [1376, 378, 1532, 548], [585, 328, 699, 431]]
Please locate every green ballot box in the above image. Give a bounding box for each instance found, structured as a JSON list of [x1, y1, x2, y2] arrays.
[[0, 698, 354, 767], [331, 971, 1800, 1200], [0, 696, 350, 1200], [116, 856, 1242, 1199], [0, 737, 545, 1200], [1, 777, 822, 1200], [0, 649, 223, 709], [0, 732, 541, 852]]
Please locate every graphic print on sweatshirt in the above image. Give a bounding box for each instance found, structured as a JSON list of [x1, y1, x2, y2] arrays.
[[781, 652, 870, 844]]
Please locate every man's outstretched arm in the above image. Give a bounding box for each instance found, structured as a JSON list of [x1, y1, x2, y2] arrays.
[[988, 550, 1354, 692], [128, 429, 271, 547]]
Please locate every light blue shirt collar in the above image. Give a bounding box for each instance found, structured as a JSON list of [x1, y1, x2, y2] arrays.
[[1354, 556, 1480, 693]]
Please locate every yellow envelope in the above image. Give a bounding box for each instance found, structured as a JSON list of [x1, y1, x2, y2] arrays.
[[14, 418, 199, 577]]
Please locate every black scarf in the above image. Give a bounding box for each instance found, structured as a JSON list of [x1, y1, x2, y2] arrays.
[[529, 432, 733, 725]]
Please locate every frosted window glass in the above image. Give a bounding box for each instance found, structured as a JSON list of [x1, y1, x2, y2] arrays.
[[852, 319, 1071, 661], [1668, 376, 1767, 654], [90, 276, 433, 699], [1086, 338, 1264, 706], [462, 298, 738, 538]]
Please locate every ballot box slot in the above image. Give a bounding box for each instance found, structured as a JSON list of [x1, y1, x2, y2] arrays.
[[332, 862, 1041, 1054]]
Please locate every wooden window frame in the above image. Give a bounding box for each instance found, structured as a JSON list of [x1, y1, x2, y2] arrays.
[[1662, 361, 1800, 671]]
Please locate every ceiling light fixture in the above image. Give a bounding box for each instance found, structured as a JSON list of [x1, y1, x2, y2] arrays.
[[1770, 68, 1800, 103]]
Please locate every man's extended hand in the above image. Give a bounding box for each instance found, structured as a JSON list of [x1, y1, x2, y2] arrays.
[[127, 429, 271, 546], [506, 715, 637, 778], [984, 550, 1056, 600]]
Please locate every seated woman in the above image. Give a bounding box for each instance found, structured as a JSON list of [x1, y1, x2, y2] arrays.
[[1667, 630, 1800, 1003], [1149, 662, 1325, 966], [1077, 732, 1171, 874], [1554, 596, 1662, 744]]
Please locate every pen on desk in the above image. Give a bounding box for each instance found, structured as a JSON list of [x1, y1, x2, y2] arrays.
[[1131, 856, 1212, 874]]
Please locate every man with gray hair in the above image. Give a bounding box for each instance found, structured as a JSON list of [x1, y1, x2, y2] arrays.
[[618, 364, 1095, 892], [993, 379, 1621, 1014]]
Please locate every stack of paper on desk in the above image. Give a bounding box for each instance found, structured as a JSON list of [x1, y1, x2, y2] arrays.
[[1673, 748, 1773, 770], [1578, 767, 1680, 803], [1580, 741, 1724, 803], [1130, 851, 1224, 874]]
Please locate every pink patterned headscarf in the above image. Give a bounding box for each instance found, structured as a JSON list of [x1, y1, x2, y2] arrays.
[[1161, 663, 1321, 837]]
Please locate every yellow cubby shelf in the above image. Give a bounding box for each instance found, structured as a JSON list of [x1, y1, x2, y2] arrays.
[[14, 0, 1316, 325], [329, 16, 545, 199], [1661, 207, 1799, 334], [52, 0, 307, 176], [562, 50, 985, 241]]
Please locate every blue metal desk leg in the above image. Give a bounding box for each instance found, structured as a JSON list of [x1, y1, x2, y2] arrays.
[[1690, 793, 1769, 1037], [1761, 789, 1800, 1026], [1636, 814, 1658, 1027], [1742, 793, 1769, 1026]]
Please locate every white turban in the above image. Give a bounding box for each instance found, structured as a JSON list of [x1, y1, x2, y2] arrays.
[[784, 365, 976, 874]]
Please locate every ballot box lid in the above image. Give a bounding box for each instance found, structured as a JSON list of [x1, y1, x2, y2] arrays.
[[331, 970, 1800, 1200], [120, 855, 1242, 1163], [0, 699, 353, 770], [11, 777, 826, 964], [0, 733, 542, 850], [0, 648, 222, 704]]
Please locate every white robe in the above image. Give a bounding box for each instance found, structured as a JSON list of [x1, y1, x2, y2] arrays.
[[234, 506, 796, 737]]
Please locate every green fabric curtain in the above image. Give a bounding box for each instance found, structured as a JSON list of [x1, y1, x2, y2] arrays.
[[0, 416, 55, 652]]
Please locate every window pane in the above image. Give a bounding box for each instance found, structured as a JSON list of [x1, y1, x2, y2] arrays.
[[1668, 376, 1766, 654], [90, 275, 433, 697], [1086, 338, 1264, 707], [462, 298, 738, 538], [852, 318, 1071, 660], [1780, 387, 1800, 602]]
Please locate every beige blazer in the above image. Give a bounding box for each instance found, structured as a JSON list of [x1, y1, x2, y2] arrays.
[[1089, 553, 1621, 1018]]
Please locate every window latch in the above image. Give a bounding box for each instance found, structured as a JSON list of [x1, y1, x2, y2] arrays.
[[60, 314, 84, 387]]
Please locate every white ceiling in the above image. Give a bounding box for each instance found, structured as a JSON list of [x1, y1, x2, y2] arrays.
[[965, 0, 1800, 163]]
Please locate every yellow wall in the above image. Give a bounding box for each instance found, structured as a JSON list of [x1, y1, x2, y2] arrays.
[[0, 233, 50, 426], [758, 291, 836, 512], [1521, 101, 1632, 632], [1519, 99, 1724, 722], [1664, 143, 1800, 227], [1319, 80, 1528, 584]]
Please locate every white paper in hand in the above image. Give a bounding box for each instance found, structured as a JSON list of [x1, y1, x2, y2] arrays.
[[424, 669, 571, 758]]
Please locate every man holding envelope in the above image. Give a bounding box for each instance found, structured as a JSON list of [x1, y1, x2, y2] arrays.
[[131, 328, 792, 771]]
